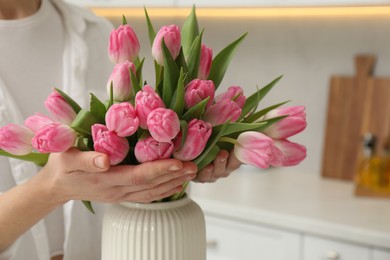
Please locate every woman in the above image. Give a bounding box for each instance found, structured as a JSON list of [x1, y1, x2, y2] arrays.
[[0, 0, 241, 259]]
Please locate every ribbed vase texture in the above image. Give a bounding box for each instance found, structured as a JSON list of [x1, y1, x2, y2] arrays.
[[101, 196, 206, 260]]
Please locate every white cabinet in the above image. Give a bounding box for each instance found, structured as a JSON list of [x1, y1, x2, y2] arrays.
[[205, 215, 301, 260], [373, 248, 390, 260], [303, 235, 371, 260]]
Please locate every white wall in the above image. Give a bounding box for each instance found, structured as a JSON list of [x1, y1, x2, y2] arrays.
[[109, 15, 390, 175]]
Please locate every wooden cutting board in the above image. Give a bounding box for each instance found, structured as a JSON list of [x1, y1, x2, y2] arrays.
[[322, 55, 390, 180]]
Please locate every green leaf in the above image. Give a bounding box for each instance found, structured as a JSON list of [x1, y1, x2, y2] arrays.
[[182, 97, 209, 121], [178, 120, 188, 150], [170, 68, 186, 117], [251, 115, 287, 132], [82, 200, 95, 214], [213, 122, 269, 137], [122, 15, 127, 25], [186, 30, 204, 80], [130, 68, 141, 97], [89, 93, 106, 124], [0, 149, 49, 166], [71, 109, 99, 136], [196, 145, 220, 171], [175, 48, 189, 78], [193, 120, 229, 168], [181, 5, 199, 58], [136, 57, 145, 83], [108, 82, 114, 109], [162, 39, 180, 106], [54, 88, 81, 114], [239, 75, 283, 121], [76, 136, 91, 151], [208, 33, 248, 89], [243, 100, 290, 123], [144, 7, 156, 46]]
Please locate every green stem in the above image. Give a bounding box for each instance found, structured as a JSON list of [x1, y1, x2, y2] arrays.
[[0, 150, 49, 166], [218, 136, 237, 145]]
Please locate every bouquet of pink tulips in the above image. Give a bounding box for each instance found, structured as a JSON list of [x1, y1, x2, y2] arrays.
[[0, 8, 307, 210]]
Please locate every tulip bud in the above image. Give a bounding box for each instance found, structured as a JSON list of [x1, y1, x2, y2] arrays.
[[135, 85, 165, 129], [152, 25, 181, 66], [134, 137, 174, 163], [108, 24, 140, 63], [184, 79, 215, 109], [32, 123, 77, 153], [198, 44, 213, 80], [106, 61, 136, 102], [0, 124, 34, 155], [173, 119, 212, 161], [215, 86, 246, 108], [92, 124, 129, 165], [106, 102, 139, 137], [272, 139, 307, 166], [45, 91, 77, 125], [147, 108, 180, 142], [233, 131, 279, 169], [263, 106, 307, 139], [24, 113, 54, 133], [203, 100, 242, 126]]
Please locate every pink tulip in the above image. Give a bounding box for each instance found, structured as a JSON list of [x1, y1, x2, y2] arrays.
[[32, 123, 77, 153], [198, 44, 212, 80], [272, 139, 307, 166], [108, 24, 140, 63], [147, 108, 180, 142], [135, 85, 165, 129], [0, 124, 34, 155], [233, 131, 280, 169], [92, 124, 129, 165], [173, 119, 212, 161], [152, 25, 181, 66], [215, 86, 246, 108], [203, 100, 242, 126], [184, 79, 215, 109], [106, 61, 136, 101], [45, 91, 77, 125], [263, 106, 307, 139], [24, 113, 54, 133], [134, 137, 174, 163], [106, 102, 139, 137]]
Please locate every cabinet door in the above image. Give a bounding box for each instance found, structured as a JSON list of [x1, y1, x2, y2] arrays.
[[373, 248, 390, 260], [303, 235, 371, 260], [205, 215, 301, 260]]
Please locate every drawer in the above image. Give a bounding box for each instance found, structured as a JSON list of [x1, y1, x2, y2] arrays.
[[205, 215, 301, 260], [303, 235, 371, 260]]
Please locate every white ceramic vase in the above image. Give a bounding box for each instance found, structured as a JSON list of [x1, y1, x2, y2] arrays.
[[101, 196, 206, 260]]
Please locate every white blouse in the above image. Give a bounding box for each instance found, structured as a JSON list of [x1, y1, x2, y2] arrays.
[[0, 0, 114, 259]]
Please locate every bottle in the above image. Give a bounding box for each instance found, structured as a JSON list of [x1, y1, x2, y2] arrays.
[[355, 133, 382, 191]]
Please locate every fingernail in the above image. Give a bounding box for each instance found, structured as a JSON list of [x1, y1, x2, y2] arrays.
[[168, 164, 181, 171], [94, 156, 106, 169], [185, 169, 196, 174], [220, 156, 227, 162]]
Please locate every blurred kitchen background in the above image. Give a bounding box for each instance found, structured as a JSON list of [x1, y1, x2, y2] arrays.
[[66, 1, 390, 259]]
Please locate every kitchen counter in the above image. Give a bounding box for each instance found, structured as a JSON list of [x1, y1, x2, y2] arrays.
[[190, 166, 390, 250]]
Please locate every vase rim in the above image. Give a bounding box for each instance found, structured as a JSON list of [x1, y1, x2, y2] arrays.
[[119, 195, 192, 210]]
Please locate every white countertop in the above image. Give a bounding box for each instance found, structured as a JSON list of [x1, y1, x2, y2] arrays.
[[190, 166, 390, 249]]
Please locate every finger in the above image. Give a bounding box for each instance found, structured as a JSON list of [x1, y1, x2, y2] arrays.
[[193, 164, 214, 183], [99, 160, 196, 187], [121, 174, 195, 203], [226, 150, 242, 174], [58, 148, 110, 173], [211, 150, 229, 179]]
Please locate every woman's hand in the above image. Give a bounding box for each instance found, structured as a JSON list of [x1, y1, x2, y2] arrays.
[[38, 148, 198, 204], [193, 149, 241, 183]]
